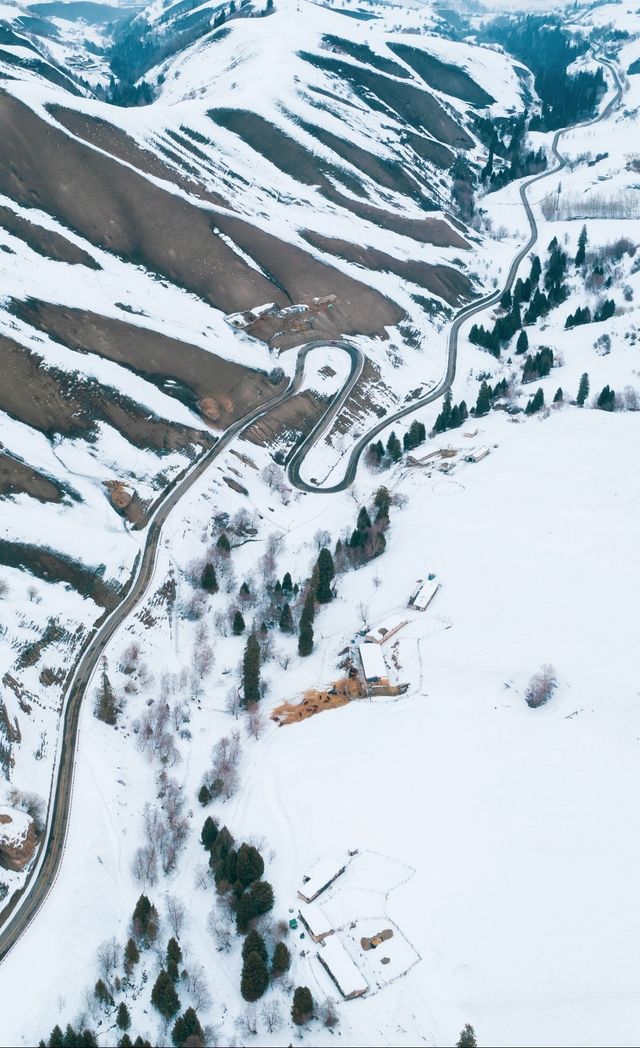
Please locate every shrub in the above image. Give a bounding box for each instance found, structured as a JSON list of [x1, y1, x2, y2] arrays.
[[525, 665, 557, 708], [291, 985, 314, 1025]]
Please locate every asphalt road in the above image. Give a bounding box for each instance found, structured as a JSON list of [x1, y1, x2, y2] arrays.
[[0, 52, 622, 965]]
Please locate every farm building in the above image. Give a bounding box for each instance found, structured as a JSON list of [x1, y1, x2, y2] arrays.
[[317, 936, 368, 1000], [298, 901, 334, 942], [358, 643, 389, 688], [364, 615, 408, 645], [299, 856, 347, 903], [464, 445, 490, 463], [411, 578, 441, 612]]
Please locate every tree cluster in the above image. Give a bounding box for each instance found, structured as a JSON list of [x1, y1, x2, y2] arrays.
[[433, 390, 468, 434], [522, 346, 553, 383]]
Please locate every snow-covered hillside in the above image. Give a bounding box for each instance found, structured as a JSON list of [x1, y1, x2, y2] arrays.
[[1, 0, 640, 1045]]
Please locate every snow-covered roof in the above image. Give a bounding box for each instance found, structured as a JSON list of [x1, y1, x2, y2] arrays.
[[299, 855, 346, 902], [413, 579, 441, 612], [365, 615, 408, 645], [317, 935, 368, 999], [299, 900, 334, 938], [358, 643, 388, 683]]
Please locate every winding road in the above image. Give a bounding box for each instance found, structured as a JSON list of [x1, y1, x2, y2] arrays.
[[0, 50, 622, 965]]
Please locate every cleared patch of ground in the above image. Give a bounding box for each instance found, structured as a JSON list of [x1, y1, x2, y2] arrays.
[[302, 231, 473, 305], [47, 104, 229, 208], [209, 108, 367, 198], [0, 332, 212, 452], [388, 43, 494, 107], [296, 118, 432, 206], [298, 51, 473, 148], [0, 203, 100, 268], [10, 300, 284, 429], [0, 454, 64, 503], [0, 540, 120, 609], [242, 390, 326, 448], [400, 130, 454, 171], [321, 35, 412, 79]]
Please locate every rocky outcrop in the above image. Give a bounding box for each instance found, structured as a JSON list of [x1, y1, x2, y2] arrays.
[[0, 806, 37, 871]]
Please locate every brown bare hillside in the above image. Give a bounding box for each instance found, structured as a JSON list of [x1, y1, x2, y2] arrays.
[[0, 204, 100, 268], [0, 454, 64, 504]]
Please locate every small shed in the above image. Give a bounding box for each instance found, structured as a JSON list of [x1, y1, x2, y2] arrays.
[[411, 579, 441, 612], [364, 615, 408, 645], [358, 643, 389, 687], [298, 901, 334, 943], [298, 856, 347, 903], [317, 936, 368, 1000]]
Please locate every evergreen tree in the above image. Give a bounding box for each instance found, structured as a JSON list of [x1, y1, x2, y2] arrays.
[[281, 571, 293, 594], [249, 879, 274, 916], [241, 950, 269, 1002], [94, 979, 112, 1006], [298, 619, 314, 656], [95, 657, 117, 725], [239, 581, 251, 599], [386, 431, 402, 462], [132, 894, 158, 945], [167, 938, 183, 983], [575, 224, 587, 267], [151, 969, 180, 1019], [201, 815, 219, 850], [272, 940, 291, 974], [236, 842, 265, 887], [553, 387, 564, 403], [232, 609, 245, 635], [242, 929, 268, 964], [373, 486, 391, 524], [529, 254, 541, 284], [242, 633, 261, 705], [356, 506, 371, 532], [525, 387, 544, 414], [48, 1025, 64, 1048], [124, 937, 140, 973], [216, 532, 231, 554], [198, 784, 211, 806], [515, 330, 529, 355], [201, 562, 218, 593], [499, 287, 512, 311], [596, 384, 616, 411], [315, 547, 335, 604], [291, 986, 314, 1025], [171, 1008, 203, 1048], [118, 1037, 133, 1048], [457, 1024, 477, 1048], [474, 381, 492, 418], [279, 602, 293, 633], [577, 372, 590, 406], [116, 1004, 131, 1032]]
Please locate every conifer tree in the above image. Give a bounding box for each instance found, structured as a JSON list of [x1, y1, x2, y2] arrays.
[[151, 969, 180, 1019], [171, 1008, 203, 1048], [457, 1024, 477, 1048], [499, 287, 512, 311], [201, 815, 218, 850], [124, 937, 140, 973], [242, 633, 261, 705], [577, 372, 590, 406], [291, 986, 314, 1025], [529, 254, 541, 284], [201, 562, 218, 593], [116, 1004, 131, 1032], [279, 602, 293, 633], [272, 940, 291, 974], [236, 842, 265, 887], [94, 978, 112, 1006], [474, 381, 492, 418], [132, 894, 158, 945], [281, 571, 293, 594], [374, 486, 391, 524], [242, 929, 268, 964], [525, 387, 544, 414], [118, 1035, 133, 1048], [515, 330, 529, 355], [575, 224, 587, 267], [232, 609, 245, 636], [241, 950, 269, 1002], [216, 532, 231, 555], [596, 384, 616, 411], [553, 387, 564, 403], [315, 547, 335, 604], [198, 784, 211, 806], [386, 431, 402, 462], [95, 657, 117, 725], [356, 506, 372, 532], [167, 938, 183, 983], [298, 619, 314, 657]]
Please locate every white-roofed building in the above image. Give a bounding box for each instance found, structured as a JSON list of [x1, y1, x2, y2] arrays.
[[412, 578, 441, 612], [317, 935, 368, 1000], [364, 615, 408, 645], [298, 855, 347, 903], [358, 643, 389, 687], [298, 901, 334, 942]]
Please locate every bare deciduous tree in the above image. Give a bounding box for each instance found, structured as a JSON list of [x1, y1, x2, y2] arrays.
[[132, 842, 159, 886], [207, 910, 234, 953], [245, 703, 266, 740], [185, 963, 212, 1011], [97, 937, 119, 980], [236, 1006, 259, 1037], [320, 998, 340, 1028], [261, 1000, 282, 1033], [165, 894, 187, 938], [525, 664, 557, 708]]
